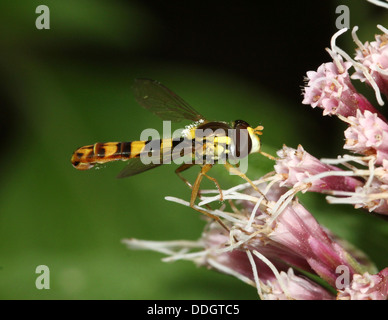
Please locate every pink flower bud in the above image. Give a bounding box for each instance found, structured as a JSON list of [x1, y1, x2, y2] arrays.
[[261, 269, 335, 300], [337, 268, 388, 300], [352, 33, 388, 99], [263, 187, 363, 287], [275, 145, 363, 193], [302, 58, 379, 117], [344, 110, 388, 165]]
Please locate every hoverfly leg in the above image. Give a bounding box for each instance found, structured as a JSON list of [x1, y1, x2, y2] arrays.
[[223, 162, 268, 202], [190, 164, 225, 205], [189, 164, 229, 232], [259, 151, 277, 161], [202, 173, 224, 202], [175, 163, 195, 189], [175, 163, 217, 210], [175, 163, 205, 203]]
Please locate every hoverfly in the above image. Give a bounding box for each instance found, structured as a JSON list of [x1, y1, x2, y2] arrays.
[[71, 79, 273, 230]]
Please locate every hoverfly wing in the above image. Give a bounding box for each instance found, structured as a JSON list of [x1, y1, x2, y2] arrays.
[[133, 78, 206, 123], [116, 157, 162, 179]]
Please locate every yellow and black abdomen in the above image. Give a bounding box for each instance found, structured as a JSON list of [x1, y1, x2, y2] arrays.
[[70, 139, 187, 170], [71, 141, 147, 170]]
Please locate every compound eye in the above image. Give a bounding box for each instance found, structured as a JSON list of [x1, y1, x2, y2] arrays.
[[233, 120, 250, 129], [232, 120, 252, 157]]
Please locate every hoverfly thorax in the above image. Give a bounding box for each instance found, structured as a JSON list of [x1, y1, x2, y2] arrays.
[[192, 121, 231, 164]]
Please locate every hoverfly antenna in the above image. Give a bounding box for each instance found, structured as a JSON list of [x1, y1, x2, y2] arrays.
[[253, 125, 264, 135]]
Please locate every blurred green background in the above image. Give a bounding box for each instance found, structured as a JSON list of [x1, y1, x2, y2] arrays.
[[0, 0, 388, 299]]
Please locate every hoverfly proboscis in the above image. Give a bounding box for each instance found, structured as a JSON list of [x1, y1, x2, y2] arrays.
[[71, 79, 274, 231]]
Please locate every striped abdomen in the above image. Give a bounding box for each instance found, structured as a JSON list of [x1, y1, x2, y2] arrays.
[[71, 139, 187, 170], [71, 141, 142, 170]]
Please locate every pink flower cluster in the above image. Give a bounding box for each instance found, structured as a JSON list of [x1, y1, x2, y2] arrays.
[[273, 27, 388, 298], [197, 182, 373, 300], [196, 27, 388, 299], [295, 28, 388, 217]]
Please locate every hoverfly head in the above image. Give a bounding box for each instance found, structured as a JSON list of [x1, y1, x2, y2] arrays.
[[232, 120, 262, 156]]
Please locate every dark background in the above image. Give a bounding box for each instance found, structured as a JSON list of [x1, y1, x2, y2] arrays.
[[0, 0, 387, 299]]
